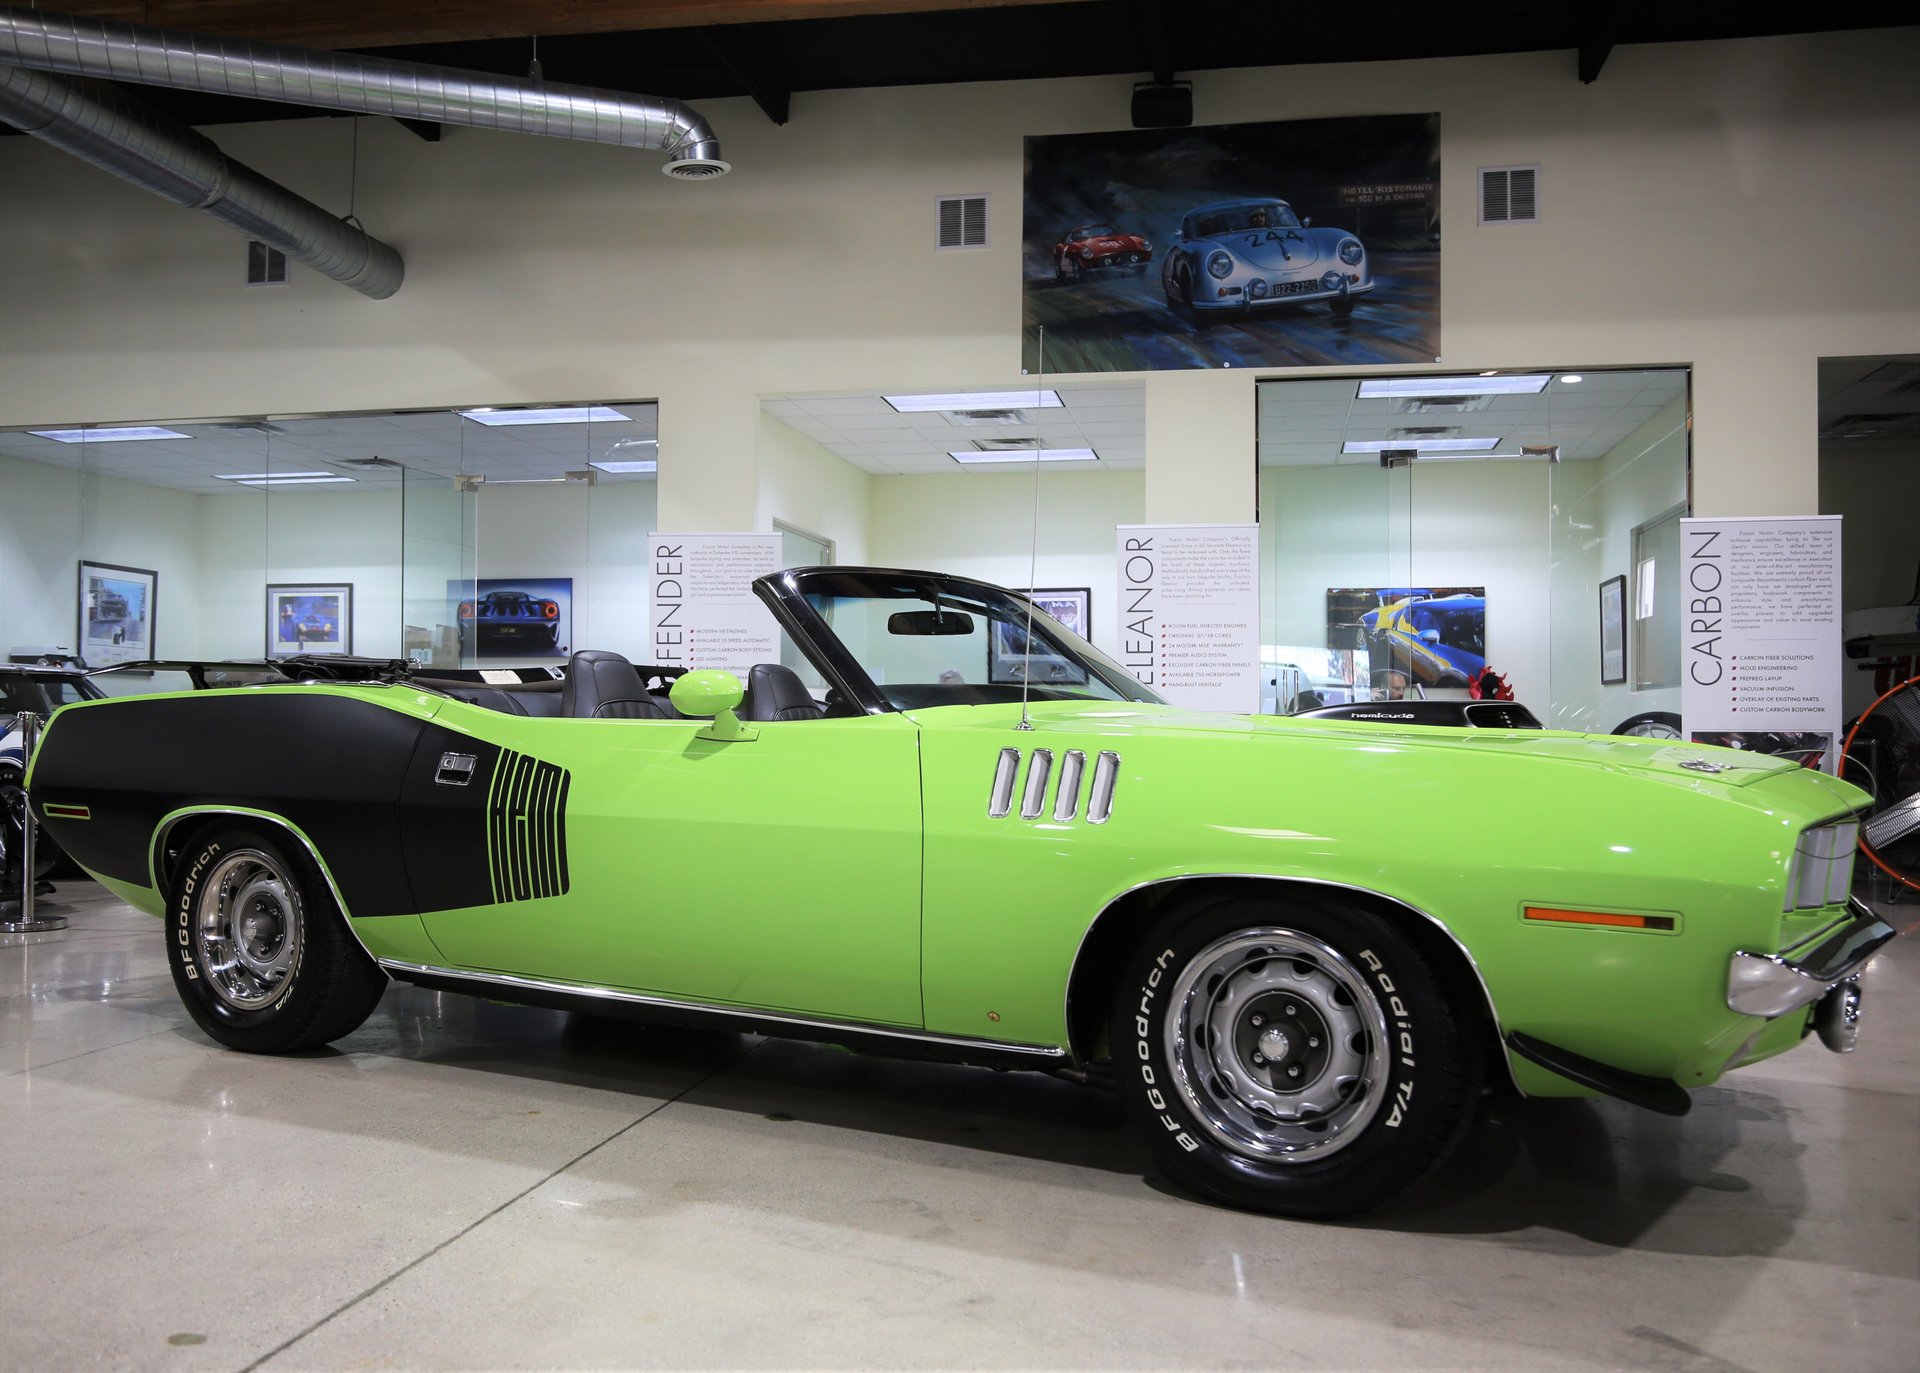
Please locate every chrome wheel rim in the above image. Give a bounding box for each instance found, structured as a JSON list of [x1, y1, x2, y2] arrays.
[[1164, 929, 1390, 1163], [1623, 717, 1681, 739], [193, 849, 303, 1011]]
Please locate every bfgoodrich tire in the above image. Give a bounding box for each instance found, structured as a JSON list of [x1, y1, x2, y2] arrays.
[[167, 826, 387, 1053], [1111, 892, 1480, 1218]]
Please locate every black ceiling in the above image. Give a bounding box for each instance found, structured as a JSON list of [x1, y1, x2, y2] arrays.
[[3, 4, 1913, 135]]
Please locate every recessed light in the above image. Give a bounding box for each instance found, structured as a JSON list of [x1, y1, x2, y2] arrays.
[[1559, 374, 1584, 384], [887, 390, 1063, 412], [1342, 437, 1502, 453], [29, 426, 191, 443], [589, 460, 658, 474], [948, 448, 1096, 464], [1356, 376, 1550, 398], [456, 406, 633, 426]]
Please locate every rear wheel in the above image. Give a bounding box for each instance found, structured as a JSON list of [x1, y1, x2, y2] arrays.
[[1111, 893, 1479, 1218], [167, 826, 387, 1053], [1613, 711, 1682, 739]]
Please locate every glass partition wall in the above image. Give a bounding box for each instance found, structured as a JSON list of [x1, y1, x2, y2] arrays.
[[0, 401, 658, 673], [1258, 368, 1689, 730]]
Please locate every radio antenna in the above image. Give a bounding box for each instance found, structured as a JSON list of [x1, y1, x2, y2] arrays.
[[1017, 327, 1046, 732]]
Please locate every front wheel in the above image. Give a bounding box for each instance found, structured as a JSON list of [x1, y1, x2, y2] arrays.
[[1111, 894, 1480, 1218], [167, 826, 387, 1053], [1329, 293, 1357, 316]]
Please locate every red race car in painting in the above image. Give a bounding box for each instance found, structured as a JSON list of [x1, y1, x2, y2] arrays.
[[1053, 223, 1153, 280]]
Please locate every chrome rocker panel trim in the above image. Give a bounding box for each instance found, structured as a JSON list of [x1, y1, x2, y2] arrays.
[[1727, 897, 1897, 1018], [377, 959, 1069, 1066]]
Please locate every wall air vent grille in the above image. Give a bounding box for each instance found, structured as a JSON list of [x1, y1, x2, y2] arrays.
[[246, 240, 289, 286], [1478, 165, 1539, 225], [937, 194, 989, 250]]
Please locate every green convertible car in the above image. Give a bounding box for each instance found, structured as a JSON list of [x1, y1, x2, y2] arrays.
[[24, 567, 1894, 1217]]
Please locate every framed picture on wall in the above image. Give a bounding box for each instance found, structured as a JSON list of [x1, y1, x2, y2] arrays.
[[1020, 587, 1092, 639], [77, 560, 157, 668], [267, 583, 353, 659], [1599, 574, 1627, 685]]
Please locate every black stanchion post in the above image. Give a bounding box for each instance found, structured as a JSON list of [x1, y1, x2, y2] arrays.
[[2, 712, 69, 934]]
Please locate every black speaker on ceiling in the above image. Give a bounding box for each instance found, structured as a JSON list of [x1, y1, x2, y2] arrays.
[[1131, 81, 1192, 129]]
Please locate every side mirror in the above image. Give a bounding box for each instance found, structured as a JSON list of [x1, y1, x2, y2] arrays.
[[669, 669, 758, 742], [1419, 628, 1441, 645], [1303, 216, 1314, 227]]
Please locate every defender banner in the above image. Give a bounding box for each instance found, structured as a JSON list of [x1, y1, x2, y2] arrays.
[[1115, 524, 1261, 713], [648, 533, 782, 679], [1679, 515, 1844, 773]]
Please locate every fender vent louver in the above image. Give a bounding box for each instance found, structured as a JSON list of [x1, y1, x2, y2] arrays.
[[937, 194, 988, 250], [1478, 165, 1539, 225], [487, 749, 571, 902]]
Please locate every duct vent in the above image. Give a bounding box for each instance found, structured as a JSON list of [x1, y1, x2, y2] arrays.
[[246, 240, 289, 287], [1478, 165, 1539, 225], [937, 194, 988, 250], [944, 408, 1027, 426]]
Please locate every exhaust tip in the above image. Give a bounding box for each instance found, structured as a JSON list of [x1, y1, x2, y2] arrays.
[[663, 157, 731, 180]]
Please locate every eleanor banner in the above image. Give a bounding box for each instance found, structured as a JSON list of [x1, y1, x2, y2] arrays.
[[1680, 516, 1844, 772], [648, 533, 782, 679], [1116, 524, 1261, 713]]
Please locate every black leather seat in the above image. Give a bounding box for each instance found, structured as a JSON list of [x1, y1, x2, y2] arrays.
[[740, 663, 824, 721], [561, 650, 671, 719]]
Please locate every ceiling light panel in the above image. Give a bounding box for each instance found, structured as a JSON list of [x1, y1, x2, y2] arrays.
[[1342, 437, 1502, 453], [886, 390, 1063, 412], [949, 448, 1097, 464], [1356, 376, 1550, 398], [29, 426, 192, 443], [456, 406, 633, 426]]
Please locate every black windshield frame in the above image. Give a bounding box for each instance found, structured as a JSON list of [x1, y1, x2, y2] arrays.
[[755, 566, 1165, 715]]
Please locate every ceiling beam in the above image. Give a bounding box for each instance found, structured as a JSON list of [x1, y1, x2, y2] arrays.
[[1578, 38, 1613, 83], [26, 1, 1101, 50], [396, 118, 443, 142], [700, 27, 791, 125]]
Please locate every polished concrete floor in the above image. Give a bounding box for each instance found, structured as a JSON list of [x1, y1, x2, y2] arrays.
[[2, 881, 1916, 1372]]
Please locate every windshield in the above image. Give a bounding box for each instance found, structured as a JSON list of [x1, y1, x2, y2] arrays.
[[1190, 202, 1303, 237], [787, 570, 1164, 710], [1410, 605, 1485, 654], [1071, 224, 1114, 240]]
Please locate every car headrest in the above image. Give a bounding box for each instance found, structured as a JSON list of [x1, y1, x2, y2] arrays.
[[741, 663, 822, 722], [562, 650, 667, 720]]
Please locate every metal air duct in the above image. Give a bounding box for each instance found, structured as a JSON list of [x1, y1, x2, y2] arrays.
[[0, 65, 404, 298], [0, 4, 729, 178]]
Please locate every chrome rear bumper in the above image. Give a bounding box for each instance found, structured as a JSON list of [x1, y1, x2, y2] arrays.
[[1727, 897, 1896, 1018]]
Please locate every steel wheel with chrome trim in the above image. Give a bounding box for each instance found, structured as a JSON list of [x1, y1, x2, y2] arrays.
[[167, 825, 388, 1053], [1112, 893, 1482, 1217]]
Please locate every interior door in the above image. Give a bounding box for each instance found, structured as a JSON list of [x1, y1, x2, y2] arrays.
[[416, 711, 925, 1027]]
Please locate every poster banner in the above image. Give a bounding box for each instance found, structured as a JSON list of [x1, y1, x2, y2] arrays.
[[1023, 113, 1439, 374], [1680, 516, 1843, 772], [648, 533, 783, 679], [1116, 524, 1261, 713]]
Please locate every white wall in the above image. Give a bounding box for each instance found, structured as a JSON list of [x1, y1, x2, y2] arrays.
[[755, 412, 872, 566], [865, 469, 1146, 652], [1, 27, 1915, 535], [1821, 442, 1920, 612], [473, 480, 660, 662], [1547, 396, 1689, 731], [0, 454, 203, 659], [1259, 460, 1553, 700]]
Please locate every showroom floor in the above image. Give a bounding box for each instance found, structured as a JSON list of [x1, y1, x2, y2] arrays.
[[2, 884, 1915, 1372]]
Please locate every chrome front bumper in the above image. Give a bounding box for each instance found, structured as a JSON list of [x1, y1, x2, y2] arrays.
[[1727, 897, 1896, 1019]]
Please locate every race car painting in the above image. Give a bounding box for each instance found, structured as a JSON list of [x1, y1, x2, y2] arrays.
[[24, 567, 1891, 1219], [1052, 223, 1153, 280], [1161, 198, 1371, 327], [1360, 590, 1488, 689], [453, 578, 573, 660]]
